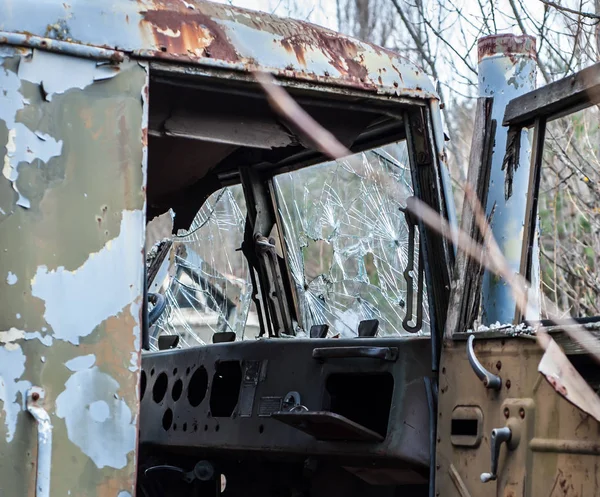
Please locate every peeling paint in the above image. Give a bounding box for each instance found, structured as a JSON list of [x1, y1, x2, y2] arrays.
[[0, 327, 26, 349], [2, 128, 63, 208], [155, 26, 182, 38], [17, 49, 120, 101], [55, 365, 136, 469], [0, 54, 63, 209], [89, 400, 111, 422], [31, 210, 145, 345], [0, 48, 146, 496], [65, 354, 96, 372], [0, 328, 53, 348], [129, 301, 141, 373], [0, 344, 31, 442]]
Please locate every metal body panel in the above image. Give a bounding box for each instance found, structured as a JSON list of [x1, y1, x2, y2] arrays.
[[139, 337, 432, 470], [477, 34, 539, 325], [0, 0, 437, 101], [0, 47, 148, 496], [436, 336, 600, 497]]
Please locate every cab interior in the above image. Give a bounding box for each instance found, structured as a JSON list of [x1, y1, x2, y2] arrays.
[[137, 64, 451, 497]]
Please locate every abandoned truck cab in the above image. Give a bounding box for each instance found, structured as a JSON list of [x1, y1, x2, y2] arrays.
[[0, 1, 456, 496]]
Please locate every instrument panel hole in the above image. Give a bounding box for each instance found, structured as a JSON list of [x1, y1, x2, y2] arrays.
[[172, 379, 183, 401], [140, 370, 147, 401], [153, 372, 168, 404], [162, 408, 173, 430], [210, 361, 242, 417], [188, 366, 208, 407], [325, 372, 393, 437]]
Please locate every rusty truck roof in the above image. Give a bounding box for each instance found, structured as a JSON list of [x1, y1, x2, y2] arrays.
[[0, 0, 437, 100]]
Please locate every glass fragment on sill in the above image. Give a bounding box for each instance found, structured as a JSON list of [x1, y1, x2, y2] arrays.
[[149, 185, 256, 350], [274, 142, 430, 337]]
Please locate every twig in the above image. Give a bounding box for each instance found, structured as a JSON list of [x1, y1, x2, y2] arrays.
[[389, 0, 441, 81], [254, 71, 350, 160], [539, 0, 600, 20]]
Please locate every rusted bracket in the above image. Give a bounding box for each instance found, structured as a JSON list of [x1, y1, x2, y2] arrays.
[[27, 387, 52, 497], [255, 235, 294, 336], [240, 167, 295, 337]]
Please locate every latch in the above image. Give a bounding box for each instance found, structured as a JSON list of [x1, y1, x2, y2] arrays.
[[27, 387, 52, 497], [399, 202, 424, 333]]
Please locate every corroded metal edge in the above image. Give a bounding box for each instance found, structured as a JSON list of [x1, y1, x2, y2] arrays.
[[0, 0, 438, 100]]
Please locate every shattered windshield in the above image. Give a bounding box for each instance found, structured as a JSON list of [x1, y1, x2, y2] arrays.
[[149, 185, 257, 350], [150, 141, 429, 349], [273, 141, 430, 337]]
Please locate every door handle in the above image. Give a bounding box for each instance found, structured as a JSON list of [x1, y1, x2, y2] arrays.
[[467, 335, 502, 390], [312, 346, 398, 362]]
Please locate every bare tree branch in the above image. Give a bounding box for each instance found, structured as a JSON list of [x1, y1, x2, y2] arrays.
[[540, 0, 600, 20], [389, 0, 441, 80]]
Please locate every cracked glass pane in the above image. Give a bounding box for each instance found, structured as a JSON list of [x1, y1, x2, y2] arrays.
[[150, 185, 257, 350], [273, 141, 430, 337]]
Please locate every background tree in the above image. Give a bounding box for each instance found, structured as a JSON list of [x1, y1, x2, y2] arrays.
[[220, 0, 600, 316]]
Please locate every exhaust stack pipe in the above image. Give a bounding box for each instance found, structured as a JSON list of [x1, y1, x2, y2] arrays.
[[477, 34, 540, 325]]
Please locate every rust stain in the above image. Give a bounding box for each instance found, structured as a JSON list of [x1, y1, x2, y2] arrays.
[[548, 469, 578, 497], [278, 31, 370, 84], [477, 34, 537, 64], [390, 64, 405, 84], [142, 83, 149, 149], [547, 375, 568, 396], [117, 111, 132, 201], [91, 127, 103, 141], [135, 0, 392, 91], [80, 108, 93, 129], [79, 305, 140, 390], [141, 7, 238, 62], [96, 475, 130, 497], [281, 37, 306, 66]]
